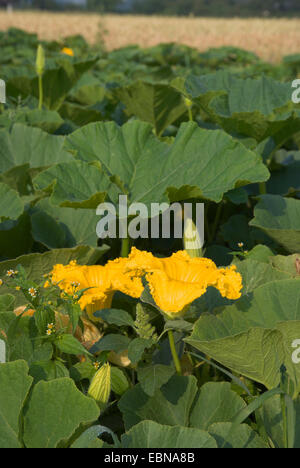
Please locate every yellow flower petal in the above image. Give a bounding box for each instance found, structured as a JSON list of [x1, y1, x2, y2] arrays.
[[125, 248, 242, 316], [61, 47, 74, 56], [48, 259, 144, 322], [216, 265, 243, 300]]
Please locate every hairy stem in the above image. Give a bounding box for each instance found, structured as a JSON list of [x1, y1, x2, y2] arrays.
[[168, 330, 182, 375], [121, 237, 130, 258], [38, 74, 43, 110]]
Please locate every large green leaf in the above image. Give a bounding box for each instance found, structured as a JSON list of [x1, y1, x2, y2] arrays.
[[0, 124, 72, 174], [69, 79, 107, 106], [33, 160, 119, 208], [270, 254, 300, 277], [137, 365, 175, 396], [181, 71, 300, 143], [71, 426, 104, 448], [0, 108, 63, 134], [118, 375, 198, 430], [186, 279, 300, 392], [121, 421, 217, 448], [250, 195, 300, 253], [63, 120, 269, 206], [59, 102, 105, 127], [190, 382, 246, 430], [0, 183, 24, 221], [31, 198, 102, 248], [234, 258, 292, 294], [257, 395, 284, 448], [0, 360, 33, 448], [116, 81, 187, 136], [267, 151, 300, 197], [23, 378, 99, 448], [208, 422, 268, 448], [0, 212, 33, 259]]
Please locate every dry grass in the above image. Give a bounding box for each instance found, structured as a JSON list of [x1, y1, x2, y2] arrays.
[[0, 11, 300, 62]]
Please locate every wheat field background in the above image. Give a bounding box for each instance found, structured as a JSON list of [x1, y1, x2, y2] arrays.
[[0, 11, 300, 62]]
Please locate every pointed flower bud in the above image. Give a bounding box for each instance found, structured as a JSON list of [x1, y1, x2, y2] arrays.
[[36, 44, 45, 76], [184, 217, 203, 258], [88, 363, 111, 408]]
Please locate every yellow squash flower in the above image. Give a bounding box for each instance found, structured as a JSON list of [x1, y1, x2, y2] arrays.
[[124, 248, 242, 318], [48, 260, 143, 322], [61, 47, 74, 57]]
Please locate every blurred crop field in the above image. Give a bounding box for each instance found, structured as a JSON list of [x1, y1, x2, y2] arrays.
[[0, 11, 300, 62]]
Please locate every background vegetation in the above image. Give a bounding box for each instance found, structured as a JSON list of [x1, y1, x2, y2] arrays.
[[2, 0, 300, 17]]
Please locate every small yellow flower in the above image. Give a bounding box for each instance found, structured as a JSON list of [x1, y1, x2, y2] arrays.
[[238, 242, 244, 248], [47, 323, 54, 329], [15, 286, 21, 291], [46, 329, 52, 336], [61, 47, 74, 57], [0, 279, 3, 286]]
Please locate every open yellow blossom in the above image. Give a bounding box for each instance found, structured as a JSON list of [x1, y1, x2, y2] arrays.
[[125, 248, 242, 317], [61, 47, 74, 56], [48, 260, 143, 322]]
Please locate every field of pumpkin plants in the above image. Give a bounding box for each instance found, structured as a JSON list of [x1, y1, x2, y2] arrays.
[[1, 26, 300, 450]]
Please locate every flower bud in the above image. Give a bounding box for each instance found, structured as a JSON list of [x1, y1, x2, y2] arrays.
[[36, 44, 45, 76], [88, 363, 111, 408], [184, 217, 203, 258], [184, 97, 193, 108]]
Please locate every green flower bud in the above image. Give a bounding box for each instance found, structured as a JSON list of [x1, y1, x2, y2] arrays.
[[88, 363, 111, 408], [184, 97, 193, 108], [184, 217, 203, 258], [36, 44, 45, 76]]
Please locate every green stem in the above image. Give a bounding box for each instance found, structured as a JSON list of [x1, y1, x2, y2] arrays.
[[121, 237, 130, 258], [188, 107, 193, 122], [281, 393, 288, 449], [168, 330, 182, 375], [38, 74, 43, 110], [210, 202, 223, 243], [204, 204, 211, 244], [259, 182, 267, 195]]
